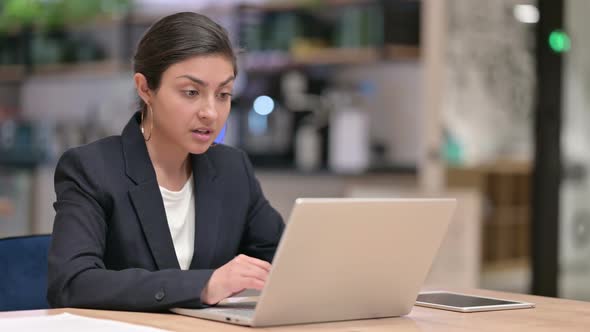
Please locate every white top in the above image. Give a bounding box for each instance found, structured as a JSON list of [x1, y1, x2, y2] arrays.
[[159, 174, 195, 270]]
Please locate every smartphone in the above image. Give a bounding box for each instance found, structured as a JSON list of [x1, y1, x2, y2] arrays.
[[416, 291, 535, 313]]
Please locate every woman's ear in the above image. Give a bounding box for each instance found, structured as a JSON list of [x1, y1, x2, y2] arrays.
[[134, 73, 152, 105]]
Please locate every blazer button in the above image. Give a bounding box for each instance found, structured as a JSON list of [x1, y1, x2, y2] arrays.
[[155, 290, 165, 301]]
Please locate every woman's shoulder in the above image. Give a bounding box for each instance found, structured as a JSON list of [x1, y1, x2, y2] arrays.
[[54, 136, 126, 201], [60, 135, 123, 162], [56, 135, 125, 178]]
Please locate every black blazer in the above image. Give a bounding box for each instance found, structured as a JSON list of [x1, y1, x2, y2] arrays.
[[47, 112, 284, 311]]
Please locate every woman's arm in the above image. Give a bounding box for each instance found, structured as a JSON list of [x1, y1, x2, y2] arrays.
[[47, 148, 212, 311], [198, 151, 285, 305], [238, 151, 285, 263]]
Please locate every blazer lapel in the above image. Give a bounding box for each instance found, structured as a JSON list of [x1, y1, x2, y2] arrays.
[[122, 112, 180, 270], [189, 152, 222, 269]]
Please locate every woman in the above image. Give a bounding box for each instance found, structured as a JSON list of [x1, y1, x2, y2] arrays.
[[47, 12, 284, 311]]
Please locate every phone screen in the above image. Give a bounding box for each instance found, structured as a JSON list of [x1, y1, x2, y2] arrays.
[[417, 292, 520, 308]]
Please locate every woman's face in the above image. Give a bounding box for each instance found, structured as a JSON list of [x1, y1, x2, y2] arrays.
[[147, 54, 234, 154]]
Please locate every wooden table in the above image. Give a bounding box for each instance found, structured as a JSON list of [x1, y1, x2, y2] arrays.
[[2, 289, 589, 331]]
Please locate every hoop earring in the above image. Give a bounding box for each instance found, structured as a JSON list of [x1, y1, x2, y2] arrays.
[[141, 105, 153, 141]]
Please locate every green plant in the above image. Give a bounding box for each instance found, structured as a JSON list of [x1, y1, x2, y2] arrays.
[[0, 0, 44, 32], [0, 0, 131, 32]]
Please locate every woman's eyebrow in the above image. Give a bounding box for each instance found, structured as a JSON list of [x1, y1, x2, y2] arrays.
[[176, 75, 207, 86], [176, 75, 235, 87], [219, 76, 235, 87]]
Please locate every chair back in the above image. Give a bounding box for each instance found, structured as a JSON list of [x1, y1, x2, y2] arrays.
[[0, 234, 51, 311]]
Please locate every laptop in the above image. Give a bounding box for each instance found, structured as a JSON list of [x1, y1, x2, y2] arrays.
[[172, 197, 457, 327]]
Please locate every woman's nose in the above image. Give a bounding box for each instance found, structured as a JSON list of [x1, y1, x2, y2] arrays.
[[198, 97, 218, 121]]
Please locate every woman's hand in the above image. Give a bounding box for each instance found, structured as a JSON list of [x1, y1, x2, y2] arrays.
[[200, 254, 271, 305]]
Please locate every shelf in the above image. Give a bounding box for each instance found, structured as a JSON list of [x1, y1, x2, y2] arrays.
[[447, 160, 531, 175], [1, 45, 419, 80], [0, 60, 125, 82], [0, 65, 26, 83], [481, 257, 530, 272], [240, 0, 376, 12], [241, 0, 420, 12], [243, 44, 419, 72], [384, 45, 420, 60], [61, 15, 126, 30], [292, 47, 380, 65], [31, 60, 124, 77]]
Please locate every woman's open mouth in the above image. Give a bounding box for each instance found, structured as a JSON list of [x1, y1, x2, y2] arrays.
[[191, 128, 213, 142]]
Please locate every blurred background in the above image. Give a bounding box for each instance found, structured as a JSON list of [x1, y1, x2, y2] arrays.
[[0, 0, 587, 301]]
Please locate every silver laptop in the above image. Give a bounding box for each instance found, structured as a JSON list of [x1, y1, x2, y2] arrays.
[[172, 198, 456, 327]]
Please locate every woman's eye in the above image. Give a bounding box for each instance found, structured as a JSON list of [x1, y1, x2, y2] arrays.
[[218, 93, 232, 100], [184, 90, 198, 97]]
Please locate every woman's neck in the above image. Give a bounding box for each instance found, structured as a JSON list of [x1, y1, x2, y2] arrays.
[[145, 132, 191, 191]]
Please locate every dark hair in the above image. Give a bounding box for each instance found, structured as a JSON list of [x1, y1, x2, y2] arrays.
[[133, 12, 237, 112]]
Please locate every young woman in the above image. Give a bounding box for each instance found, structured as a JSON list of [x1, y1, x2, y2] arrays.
[[47, 12, 284, 311]]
